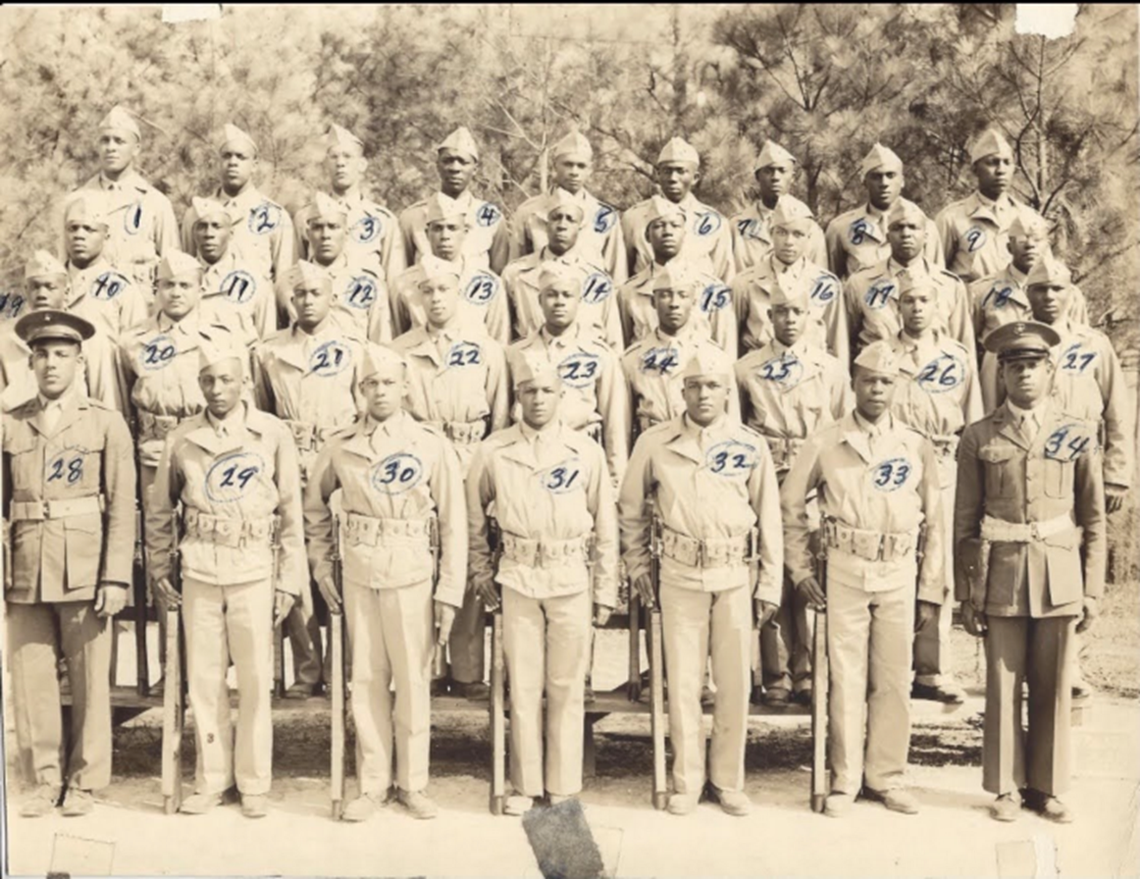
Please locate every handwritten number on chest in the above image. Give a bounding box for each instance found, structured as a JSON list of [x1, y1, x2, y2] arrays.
[[865, 281, 895, 310], [205, 451, 266, 503], [310, 340, 351, 376], [559, 353, 599, 387], [543, 459, 583, 494], [1044, 424, 1092, 462], [700, 284, 730, 313], [463, 275, 498, 304], [370, 452, 423, 494], [641, 346, 679, 375], [872, 457, 912, 491], [46, 450, 86, 486], [446, 341, 482, 368], [140, 335, 177, 371], [345, 277, 376, 309], [581, 273, 612, 304], [706, 440, 756, 477], [916, 353, 964, 393], [1060, 343, 1096, 374]]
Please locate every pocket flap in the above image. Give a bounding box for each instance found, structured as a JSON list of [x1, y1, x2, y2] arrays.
[[978, 444, 1016, 463]]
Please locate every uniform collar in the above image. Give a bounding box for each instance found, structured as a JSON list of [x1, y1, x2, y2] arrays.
[[540, 323, 581, 348], [98, 168, 148, 193], [206, 401, 246, 436], [886, 255, 931, 278], [31, 387, 85, 437], [216, 183, 262, 212], [157, 310, 203, 337]]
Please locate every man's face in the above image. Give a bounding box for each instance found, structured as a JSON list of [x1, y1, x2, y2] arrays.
[[888, 219, 924, 262], [656, 161, 698, 203], [360, 367, 406, 421], [654, 285, 693, 333], [1008, 230, 1049, 272], [193, 216, 232, 264], [648, 215, 685, 260], [1026, 282, 1069, 324], [64, 219, 107, 265], [198, 358, 244, 418], [1002, 357, 1053, 407], [682, 374, 729, 426], [420, 277, 460, 326], [899, 289, 935, 334], [437, 149, 477, 196], [546, 207, 582, 254], [309, 216, 347, 263], [324, 146, 366, 192], [427, 218, 466, 260], [770, 303, 806, 346], [852, 367, 897, 420], [30, 341, 82, 399], [518, 379, 560, 429], [292, 282, 332, 328], [864, 169, 903, 210], [156, 274, 202, 320], [26, 276, 69, 311], [97, 132, 138, 175], [220, 147, 256, 192], [554, 156, 590, 194], [974, 154, 1012, 199], [772, 221, 810, 264], [755, 163, 792, 202], [540, 282, 580, 330]]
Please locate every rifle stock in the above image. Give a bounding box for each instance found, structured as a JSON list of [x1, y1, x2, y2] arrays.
[[810, 526, 830, 813], [648, 506, 667, 810], [330, 515, 346, 820], [133, 502, 150, 696], [271, 515, 285, 698], [161, 512, 184, 814], [488, 516, 506, 816]]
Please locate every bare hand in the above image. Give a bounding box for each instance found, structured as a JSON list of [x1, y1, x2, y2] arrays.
[[962, 603, 988, 638], [473, 577, 500, 611], [755, 599, 779, 629], [915, 600, 939, 633], [1076, 597, 1098, 633], [632, 573, 656, 610], [95, 583, 129, 618], [274, 590, 295, 627], [796, 576, 826, 612], [594, 604, 614, 626], [435, 601, 457, 645], [152, 576, 182, 610], [318, 576, 342, 615], [1106, 485, 1128, 514]]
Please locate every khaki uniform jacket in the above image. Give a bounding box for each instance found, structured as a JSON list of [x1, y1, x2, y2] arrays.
[[980, 321, 1135, 490], [199, 247, 275, 343], [731, 196, 828, 274], [780, 412, 944, 600], [619, 414, 783, 603], [398, 190, 508, 277], [734, 255, 848, 364], [509, 187, 628, 285], [735, 339, 851, 475], [954, 401, 1105, 617], [294, 189, 405, 286], [3, 393, 135, 602], [391, 257, 509, 344], [0, 320, 124, 414], [845, 257, 974, 361], [622, 192, 734, 283], [145, 403, 305, 595], [935, 192, 1041, 284], [509, 325, 628, 487], [303, 411, 467, 607], [623, 325, 740, 445], [968, 264, 1089, 347], [319, 250, 391, 345], [182, 185, 296, 286], [824, 198, 943, 280], [502, 248, 623, 352], [617, 260, 736, 358], [67, 256, 149, 341], [467, 421, 618, 607], [69, 171, 180, 286]]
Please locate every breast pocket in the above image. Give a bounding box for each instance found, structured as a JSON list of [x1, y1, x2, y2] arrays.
[[1043, 458, 1074, 499], [978, 444, 1017, 499]]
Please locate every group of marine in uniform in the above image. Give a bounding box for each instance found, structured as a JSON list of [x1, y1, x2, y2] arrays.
[[3, 105, 1132, 827]]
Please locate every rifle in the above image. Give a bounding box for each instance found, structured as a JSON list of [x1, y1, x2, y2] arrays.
[[648, 504, 667, 811], [161, 511, 185, 815], [810, 523, 830, 814], [430, 516, 447, 682], [627, 571, 641, 703], [133, 501, 150, 697], [488, 516, 506, 816], [329, 514, 346, 820], [271, 515, 285, 698]]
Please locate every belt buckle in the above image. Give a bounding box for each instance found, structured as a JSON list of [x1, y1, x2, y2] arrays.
[[876, 534, 887, 562], [697, 539, 706, 568], [1029, 522, 1041, 541], [39, 500, 53, 519]]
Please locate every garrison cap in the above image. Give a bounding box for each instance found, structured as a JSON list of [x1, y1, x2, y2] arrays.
[[424, 192, 467, 226], [896, 269, 937, 298], [853, 340, 902, 376], [197, 337, 247, 374], [859, 142, 904, 177], [510, 352, 562, 390], [360, 344, 407, 380], [16, 309, 95, 346], [191, 196, 232, 225], [770, 270, 809, 309], [984, 320, 1062, 361], [754, 139, 797, 171], [287, 260, 332, 291], [969, 129, 1014, 164], [98, 105, 141, 141], [25, 250, 69, 281], [770, 196, 814, 229], [644, 195, 686, 235], [310, 191, 348, 222], [157, 251, 203, 282], [886, 199, 927, 229], [552, 130, 592, 162], [437, 126, 479, 160], [418, 255, 461, 287], [679, 349, 731, 381], [656, 137, 700, 167], [324, 123, 364, 154], [1025, 256, 1072, 289], [538, 260, 584, 292], [651, 260, 696, 292], [63, 191, 109, 227], [1009, 212, 1050, 240], [544, 189, 586, 222], [219, 123, 257, 155]]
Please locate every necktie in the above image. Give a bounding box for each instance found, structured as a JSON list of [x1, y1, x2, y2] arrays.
[[42, 400, 61, 434]]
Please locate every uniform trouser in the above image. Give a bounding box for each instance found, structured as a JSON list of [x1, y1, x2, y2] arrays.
[[448, 587, 485, 685], [913, 483, 955, 686], [502, 587, 592, 798], [8, 601, 112, 791], [660, 581, 751, 796], [183, 575, 274, 796], [760, 572, 813, 692], [828, 579, 915, 794], [983, 616, 1075, 797], [345, 578, 433, 794], [284, 582, 323, 687]]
